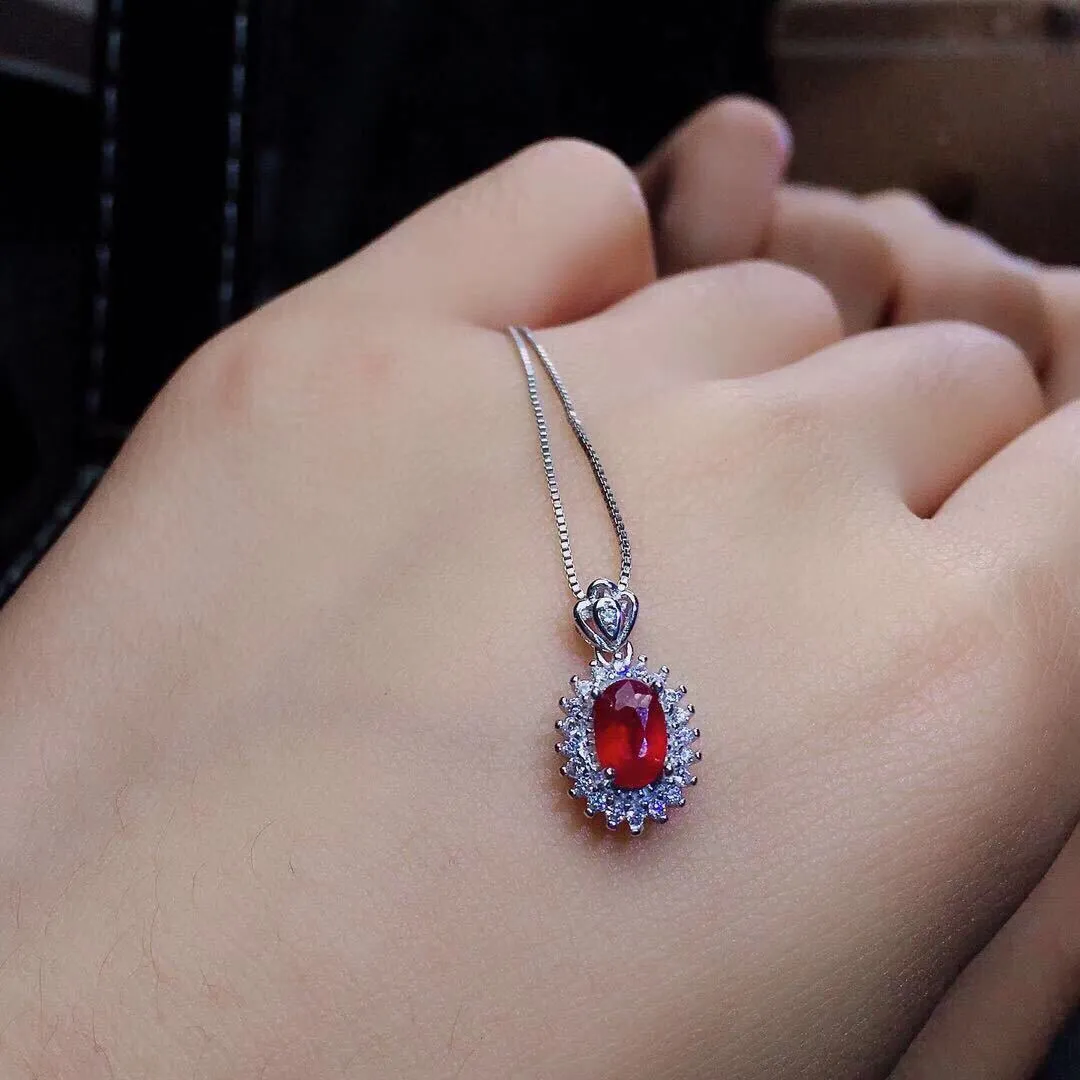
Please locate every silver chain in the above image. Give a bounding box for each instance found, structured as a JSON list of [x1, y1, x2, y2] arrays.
[[508, 326, 632, 602]]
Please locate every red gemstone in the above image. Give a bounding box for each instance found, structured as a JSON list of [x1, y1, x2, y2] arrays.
[[593, 678, 667, 789]]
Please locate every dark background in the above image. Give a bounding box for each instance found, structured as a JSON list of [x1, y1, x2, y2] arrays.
[[0, 0, 774, 599]]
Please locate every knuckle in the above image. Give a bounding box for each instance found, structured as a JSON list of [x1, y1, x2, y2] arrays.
[[917, 319, 1037, 398], [981, 263, 1048, 357], [898, 320, 1044, 433], [724, 259, 844, 337], [863, 188, 941, 223], [682, 95, 790, 157], [511, 137, 648, 230], [174, 320, 278, 427], [174, 308, 383, 432], [986, 261, 1042, 313], [771, 192, 896, 328], [806, 195, 895, 276], [1043, 265, 1080, 298], [948, 229, 1043, 302], [779, 184, 864, 227], [1041, 268, 1080, 352], [842, 217, 894, 286], [685, 378, 835, 484]]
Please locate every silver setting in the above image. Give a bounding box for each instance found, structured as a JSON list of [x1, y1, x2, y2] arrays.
[[594, 641, 634, 667], [556, 654, 700, 835], [573, 578, 638, 654], [508, 326, 702, 836]]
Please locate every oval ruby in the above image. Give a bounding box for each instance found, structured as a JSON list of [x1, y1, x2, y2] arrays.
[[593, 678, 667, 789]]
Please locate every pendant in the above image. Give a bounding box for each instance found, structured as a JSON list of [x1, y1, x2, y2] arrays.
[[556, 579, 700, 835]]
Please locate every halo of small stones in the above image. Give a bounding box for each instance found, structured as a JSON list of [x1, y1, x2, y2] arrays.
[[556, 655, 700, 835]]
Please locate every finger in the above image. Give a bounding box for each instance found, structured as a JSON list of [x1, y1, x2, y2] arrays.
[[546, 260, 842, 389], [861, 191, 1050, 366], [757, 322, 1045, 516], [320, 139, 656, 329], [764, 184, 895, 334], [638, 96, 792, 274], [1040, 268, 1080, 408], [892, 824, 1080, 1080]]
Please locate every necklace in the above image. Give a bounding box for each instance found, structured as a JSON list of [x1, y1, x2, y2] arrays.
[[508, 326, 700, 835]]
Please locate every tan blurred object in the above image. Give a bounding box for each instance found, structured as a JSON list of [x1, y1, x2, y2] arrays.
[[773, 0, 1080, 263]]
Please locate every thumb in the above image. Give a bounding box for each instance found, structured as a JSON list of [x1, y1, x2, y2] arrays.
[[638, 96, 792, 274]]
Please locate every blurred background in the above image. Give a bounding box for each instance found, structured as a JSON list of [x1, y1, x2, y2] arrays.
[[1, 2, 1079, 1065]]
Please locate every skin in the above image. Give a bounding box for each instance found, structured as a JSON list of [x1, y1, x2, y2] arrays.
[[645, 97, 1080, 1077], [2, 102, 1080, 1079]]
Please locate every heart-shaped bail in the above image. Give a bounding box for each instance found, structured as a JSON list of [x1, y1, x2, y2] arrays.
[[573, 578, 638, 654]]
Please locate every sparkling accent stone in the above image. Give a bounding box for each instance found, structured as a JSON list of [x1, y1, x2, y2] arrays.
[[661, 688, 683, 710], [593, 678, 668, 789], [595, 596, 621, 636]]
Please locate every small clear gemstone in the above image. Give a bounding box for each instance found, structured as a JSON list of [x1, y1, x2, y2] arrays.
[[653, 780, 684, 804], [661, 689, 683, 710], [595, 596, 621, 636], [672, 724, 699, 752], [576, 773, 600, 795]]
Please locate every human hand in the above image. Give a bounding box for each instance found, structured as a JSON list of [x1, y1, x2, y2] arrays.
[[2, 131, 1080, 1079], [642, 96, 1080, 1078], [640, 96, 1080, 401]]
